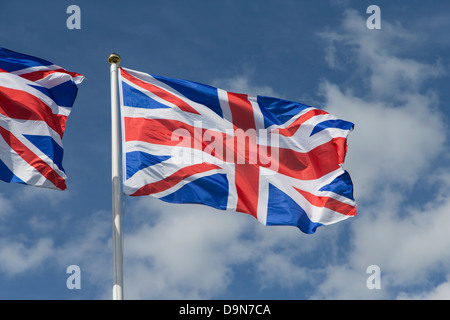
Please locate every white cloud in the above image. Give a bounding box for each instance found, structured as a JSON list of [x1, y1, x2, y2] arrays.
[[311, 265, 385, 300], [121, 196, 330, 299], [0, 237, 54, 276], [320, 10, 444, 98], [322, 82, 446, 201], [319, 9, 447, 199], [347, 186, 450, 287], [50, 210, 113, 298], [123, 198, 251, 299], [0, 208, 112, 298], [397, 276, 450, 300], [313, 9, 450, 299]]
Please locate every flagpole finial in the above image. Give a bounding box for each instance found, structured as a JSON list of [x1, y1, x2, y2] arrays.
[[108, 53, 121, 64]]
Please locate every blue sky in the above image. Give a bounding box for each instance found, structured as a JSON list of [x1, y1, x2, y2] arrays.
[[0, 0, 450, 300]]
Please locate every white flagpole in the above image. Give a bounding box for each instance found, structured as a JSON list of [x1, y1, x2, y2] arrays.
[[108, 53, 123, 300]]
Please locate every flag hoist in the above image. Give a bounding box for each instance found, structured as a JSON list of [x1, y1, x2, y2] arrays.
[[108, 53, 123, 300]]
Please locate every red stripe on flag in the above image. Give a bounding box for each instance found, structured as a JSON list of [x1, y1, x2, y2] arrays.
[[294, 187, 357, 216], [227, 92, 256, 131], [120, 69, 200, 115], [274, 137, 349, 179], [18, 68, 82, 82], [124, 117, 347, 180], [130, 162, 221, 196], [55, 114, 68, 135], [274, 109, 329, 137], [0, 86, 65, 137], [0, 126, 66, 190], [234, 163, 259, 218], [124, 117, 202, 147], [124, 117, 227, 160], [226, 92, 259, 217]]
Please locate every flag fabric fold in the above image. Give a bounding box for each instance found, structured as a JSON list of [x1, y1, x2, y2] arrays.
[[0, 47, 84, 190], [118, 67, 356, 233]]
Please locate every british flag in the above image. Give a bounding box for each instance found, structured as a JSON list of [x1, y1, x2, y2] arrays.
[[0, 48, 83, 190], [119, 67, 357, 233]]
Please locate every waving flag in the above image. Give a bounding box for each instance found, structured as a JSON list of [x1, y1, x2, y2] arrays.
[[118, 67, 356, 233], [0, 48, 84, 190]]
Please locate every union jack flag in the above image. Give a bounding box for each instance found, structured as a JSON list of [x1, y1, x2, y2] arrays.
[[118, 67, 357, 233], [0, 48, 84, 190]]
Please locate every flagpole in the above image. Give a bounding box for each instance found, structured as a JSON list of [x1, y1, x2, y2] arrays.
[[108, 52, 123, 300]]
